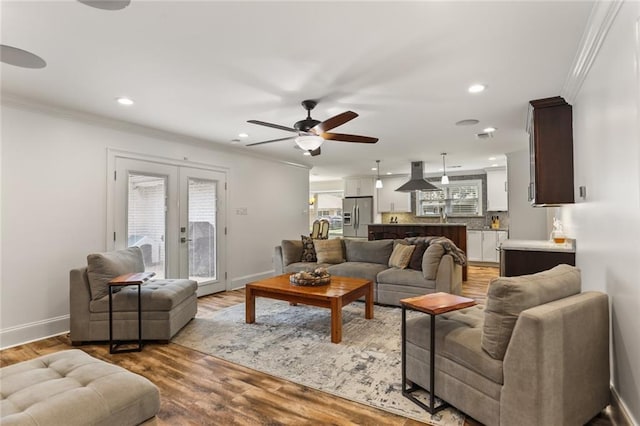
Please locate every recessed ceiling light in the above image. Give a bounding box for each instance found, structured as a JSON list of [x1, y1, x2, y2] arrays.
[[455, 119, 479, 126], [488, 156, 497, 161], [116, 97, 134, 106], [238, 133, 249, 138], [491, 164, 499, 167], [386, 172, 392, 175], [371, 167, 377, 171], [0, 45, 46, 69], [303, 151, 311, 156], [468, 84, 486, 94], [483, 127, 497, 133]]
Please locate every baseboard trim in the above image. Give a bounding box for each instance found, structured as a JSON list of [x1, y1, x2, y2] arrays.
[[0, 315, 70, 350], [611, 385, 638, 426], [230, 271, 274, 291]]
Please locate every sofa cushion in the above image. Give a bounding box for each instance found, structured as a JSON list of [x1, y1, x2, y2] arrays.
[[344, 239, 393, 265], [89, 278, 197, 312], [388, 244, 415, 269], [422, 244, 445, 280], [282, 239, 304, 266], [300, 235, 317, 262], [482, 264, 581, 360], [86, 247, 145, 301], [406, 305, 504, 384], [376, 268, 436, 289], [327, 262, 388, 284], [408, 242, 428, 271], [313, 238, 344, 264]]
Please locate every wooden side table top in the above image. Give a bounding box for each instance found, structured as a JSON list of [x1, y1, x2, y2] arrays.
[[400, 292, 476, 315], [108, 271, 156, 286]]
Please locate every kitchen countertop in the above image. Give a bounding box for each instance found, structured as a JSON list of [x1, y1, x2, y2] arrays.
[[370, 223, 467, 227], [500, 239, 576, 253]]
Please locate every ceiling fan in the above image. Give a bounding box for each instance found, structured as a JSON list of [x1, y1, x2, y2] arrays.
[[246, 100, 378, 156]]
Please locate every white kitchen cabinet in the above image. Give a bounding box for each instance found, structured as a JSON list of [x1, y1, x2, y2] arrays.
[[468, 230, 508, 263], [486, 168, 508, 211], [377, 176, 411, 212], [344, 177, 374, 197], [467, 230, 483, 262]]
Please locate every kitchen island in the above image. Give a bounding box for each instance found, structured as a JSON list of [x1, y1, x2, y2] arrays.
[[368, 223, 467, 280], [499, 239, 576, 277]]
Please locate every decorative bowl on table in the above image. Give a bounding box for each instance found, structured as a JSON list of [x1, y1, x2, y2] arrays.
[[289, 268, 331, 286]]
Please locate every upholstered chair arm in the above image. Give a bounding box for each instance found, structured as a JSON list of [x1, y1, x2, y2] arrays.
[[273, 246, 284, 275], [435, 254, 462, 294], [501, 291, 610, 426]]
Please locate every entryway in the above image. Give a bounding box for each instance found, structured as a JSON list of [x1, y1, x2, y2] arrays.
[[112, 156, 227, 296]]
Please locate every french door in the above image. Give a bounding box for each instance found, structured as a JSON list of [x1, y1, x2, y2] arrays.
[[114, 157, 226, 296]]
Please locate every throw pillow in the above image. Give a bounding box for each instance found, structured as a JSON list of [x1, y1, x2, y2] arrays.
[[313, 238, 344, 264], [481, 264, 581, 360], [408, 242, 428, 271], [282, 240, 303, 266], [422, 243, 445, 279], [300, 235, 317, 262], [388, 244, 415, 269], [86, 247, 145, 301]]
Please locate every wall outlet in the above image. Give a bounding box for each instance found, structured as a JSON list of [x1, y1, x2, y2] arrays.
[[235, 207, 248, 215]]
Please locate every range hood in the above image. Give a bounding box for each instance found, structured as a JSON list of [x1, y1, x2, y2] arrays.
[[395, 161, 439, 192]]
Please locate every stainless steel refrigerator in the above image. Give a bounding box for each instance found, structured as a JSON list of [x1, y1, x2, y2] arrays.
[[342, 196, 373, 238]]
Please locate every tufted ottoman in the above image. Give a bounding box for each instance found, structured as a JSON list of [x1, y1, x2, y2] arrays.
[[0, 349, 160, 426]]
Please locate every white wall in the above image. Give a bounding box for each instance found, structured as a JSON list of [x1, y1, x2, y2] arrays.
[[506, 149, 548, 239], [562, 2, 640, 422], [0, 101, 309, 348]]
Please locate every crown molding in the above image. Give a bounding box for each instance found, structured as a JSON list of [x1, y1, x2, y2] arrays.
[[561, 0, 624, 104]]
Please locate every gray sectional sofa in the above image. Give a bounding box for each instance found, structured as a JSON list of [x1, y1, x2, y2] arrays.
[[274, 238, 463, 305], [405, 264, 610, 426]]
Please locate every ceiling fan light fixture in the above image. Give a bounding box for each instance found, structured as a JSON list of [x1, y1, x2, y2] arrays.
[[295, 135, 323, 151]]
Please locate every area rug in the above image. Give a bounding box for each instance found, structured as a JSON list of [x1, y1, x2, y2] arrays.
[[172, 299, 465, 425]]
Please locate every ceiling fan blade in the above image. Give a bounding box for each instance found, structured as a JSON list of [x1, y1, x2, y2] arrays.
[[247, 120, 298, 133], [309, 147, 321, 156], [322, 133, 379, 143], [246, 136, 295, 147], [311, 111, 358, 133]]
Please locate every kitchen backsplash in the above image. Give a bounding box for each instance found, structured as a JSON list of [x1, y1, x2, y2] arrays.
[[380, 212, 509, 230]]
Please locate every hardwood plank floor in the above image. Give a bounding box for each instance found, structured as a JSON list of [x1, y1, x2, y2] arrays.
[[0, 266, 617, 425]]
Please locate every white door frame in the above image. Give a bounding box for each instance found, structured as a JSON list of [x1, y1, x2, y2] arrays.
[[107, 149, 229, 293]]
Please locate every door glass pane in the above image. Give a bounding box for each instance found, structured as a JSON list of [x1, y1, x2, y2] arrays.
[[188, 178, 216, 283], [127, 174, 166, 279]]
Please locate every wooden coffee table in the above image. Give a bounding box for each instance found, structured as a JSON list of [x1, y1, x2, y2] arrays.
[[245, 274, 374, 343]]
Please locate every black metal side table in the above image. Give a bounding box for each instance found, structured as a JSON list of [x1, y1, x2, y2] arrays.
[[108, 271, 155, 354], [400, 292, 476, 414]]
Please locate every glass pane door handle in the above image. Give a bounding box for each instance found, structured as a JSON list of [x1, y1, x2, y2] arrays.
[[180, 237, 193, 243]]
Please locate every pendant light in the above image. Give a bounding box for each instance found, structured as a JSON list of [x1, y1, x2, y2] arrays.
[[441, 153, 449, 185], [375, 160, 383, 189]]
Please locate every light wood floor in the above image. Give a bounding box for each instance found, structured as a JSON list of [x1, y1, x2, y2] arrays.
[[0, 266, 617, 425]]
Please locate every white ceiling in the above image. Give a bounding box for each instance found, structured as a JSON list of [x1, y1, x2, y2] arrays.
[[1, 1, 594, 181]]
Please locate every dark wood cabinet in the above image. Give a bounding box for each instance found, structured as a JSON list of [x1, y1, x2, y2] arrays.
[[527, 96, 575, 205], [500, 248, 575, 277]]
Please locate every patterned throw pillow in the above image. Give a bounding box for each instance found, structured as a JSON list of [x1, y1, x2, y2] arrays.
[[388, 244, 416, 269], [300, 235, 317, 262]]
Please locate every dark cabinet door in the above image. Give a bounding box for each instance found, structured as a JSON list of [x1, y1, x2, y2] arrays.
[[528, 96, 575, 205], [500, 249, 575, 277]]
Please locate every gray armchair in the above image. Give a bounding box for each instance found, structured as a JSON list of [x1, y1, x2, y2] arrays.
[[70, 247, 197, 344]]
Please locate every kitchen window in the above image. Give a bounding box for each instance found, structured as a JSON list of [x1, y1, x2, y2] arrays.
[[416, 179, 483, 217]]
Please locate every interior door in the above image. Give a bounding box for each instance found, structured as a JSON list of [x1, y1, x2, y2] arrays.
[[179, 168, 226, 296], [114, 157, 226, 294]]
